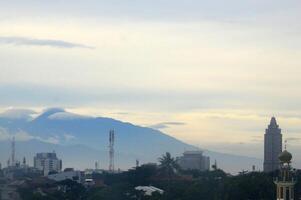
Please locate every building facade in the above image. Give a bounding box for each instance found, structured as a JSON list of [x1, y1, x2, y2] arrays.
[[177, 151, 210, 171], [264, 117, 282, 172], [34, 152, 62, 176]]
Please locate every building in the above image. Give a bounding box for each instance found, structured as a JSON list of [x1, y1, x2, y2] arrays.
[[135, 186, 164, 196], [264, 117, 282, 172], [34, 152, 62, 176], [177, 151, 210, 171], [274, 149, 296, 200], [48, 169, 84, 184]]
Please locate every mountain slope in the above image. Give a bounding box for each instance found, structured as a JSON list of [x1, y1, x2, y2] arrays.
[[0, 108, 261, 173]]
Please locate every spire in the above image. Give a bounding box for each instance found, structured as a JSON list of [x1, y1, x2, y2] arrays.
[[268, 116, 279, 129], [270, 116, 277, 125]]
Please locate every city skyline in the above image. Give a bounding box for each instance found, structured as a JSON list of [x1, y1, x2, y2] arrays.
[[0, 107, 300, 169]]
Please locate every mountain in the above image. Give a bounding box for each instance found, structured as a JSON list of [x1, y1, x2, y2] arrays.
[[0, 108, 261, 173]]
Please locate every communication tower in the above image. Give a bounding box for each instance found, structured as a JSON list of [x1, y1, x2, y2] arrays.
[[109, 130, 115, 172], [11, 136, 15, 166]]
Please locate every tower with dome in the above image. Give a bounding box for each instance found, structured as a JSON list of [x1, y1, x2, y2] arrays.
[[274, 146, 296, 200]]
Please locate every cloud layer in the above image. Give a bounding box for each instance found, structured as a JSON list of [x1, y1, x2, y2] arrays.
[[0, 36, 93, 49], [150, 122, 186, 129]]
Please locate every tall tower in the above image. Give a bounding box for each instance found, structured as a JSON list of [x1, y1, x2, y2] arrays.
[[109, 130, 115, 172], [264, 117, 282, 172], [274, 148, 296, 200], [11, 136, 15, 167]]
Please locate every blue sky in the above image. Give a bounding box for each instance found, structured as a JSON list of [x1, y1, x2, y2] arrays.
[[0, 0, 301, 164]]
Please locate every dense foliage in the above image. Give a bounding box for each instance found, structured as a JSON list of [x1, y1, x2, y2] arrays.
[[17, 153, 301, 200]]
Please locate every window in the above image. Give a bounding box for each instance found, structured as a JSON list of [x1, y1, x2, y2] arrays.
[[286, 187, 290, 200]]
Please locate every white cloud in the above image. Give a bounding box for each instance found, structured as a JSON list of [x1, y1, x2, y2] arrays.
[[48, 112, 90, 120], [0, 127, 61, 144], [40, 136, 60, 144], [0, 36, 94, 49], [63, 134, 76, 141], [0, 127, 11, 141], [149, 122, 186, 129], [14, 130, 35, 141]]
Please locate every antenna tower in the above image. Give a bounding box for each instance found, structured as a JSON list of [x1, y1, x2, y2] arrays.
[[11, 136, 15, 166], [109, 130, 115, 172]]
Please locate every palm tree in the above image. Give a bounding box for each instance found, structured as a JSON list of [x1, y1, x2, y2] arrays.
[[158, 152, 179, 181]]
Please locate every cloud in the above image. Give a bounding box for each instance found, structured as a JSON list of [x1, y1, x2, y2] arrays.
[[0, 127, 61, 144], [40, 136, 60, 144], [0, 127, 11, 140], [48, 112, 91, 120], [0, 128, 34, 141], [0, 36, 94, 49], [111, 112, 131, 115], [149, 122, 186, 129], [0, 108, 37, 120], [63, 134, 76, 141], [14, 130, 35, 141]]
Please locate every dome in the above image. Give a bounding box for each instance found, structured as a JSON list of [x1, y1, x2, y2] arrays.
[[278, 150, 292, 163]]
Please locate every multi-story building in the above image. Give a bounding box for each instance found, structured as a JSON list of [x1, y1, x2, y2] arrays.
[[177, 151, 210, 171], [34, 152, 62, 176], [264, 117, 282, 172]]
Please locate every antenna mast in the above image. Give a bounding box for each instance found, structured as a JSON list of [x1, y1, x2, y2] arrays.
[[11, 136, 15, 166], [109, 130, 115, 172]]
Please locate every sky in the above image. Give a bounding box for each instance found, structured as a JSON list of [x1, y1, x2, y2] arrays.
[[1, 0, 301, 163]]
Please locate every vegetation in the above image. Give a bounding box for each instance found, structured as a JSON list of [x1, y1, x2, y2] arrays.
[[158, 152, 179, 177], [17, 152, 301, 200]]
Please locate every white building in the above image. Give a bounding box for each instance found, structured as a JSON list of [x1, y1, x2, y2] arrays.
[[48, 170, 83, 184], [135, 186, 164, 196], [177, 151, 210, 171], [34, 152, 62, 176]]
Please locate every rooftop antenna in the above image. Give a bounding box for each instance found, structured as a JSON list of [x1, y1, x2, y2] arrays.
[[109, 130, 115, 172]]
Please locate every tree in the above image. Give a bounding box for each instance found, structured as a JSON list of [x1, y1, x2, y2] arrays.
[[158, 152, 179, 192], [158, 152, 179, 177], [127, 164, 158, 186]]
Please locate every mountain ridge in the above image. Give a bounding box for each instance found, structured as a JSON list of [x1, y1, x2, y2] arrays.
[[0, 108, 262, 173]]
